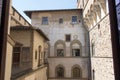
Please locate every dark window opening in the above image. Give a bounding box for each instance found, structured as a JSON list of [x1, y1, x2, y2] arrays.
[[38, 46, 41, 66], [72, 49, 80, 56], [91, 43, 95, 56], [13, 47, 21, 66], [57, 49, 64, 57], [65, 34, 71, 42], [35, 50, 37, 59], [73, 67, 80, 78], [59, 18, 63, 24], [98, 24, 100, 29], [93, 69, 95, 80], [72, 16, 77, 23], [57, 67, 64, 78], [42, 17, 48, 24]]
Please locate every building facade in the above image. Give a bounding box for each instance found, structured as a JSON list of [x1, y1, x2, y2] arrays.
[[77, 0, 115, 80], [1, 0, 116, 80], [25, 9, 90, 80], [10, 26, 49, 80]]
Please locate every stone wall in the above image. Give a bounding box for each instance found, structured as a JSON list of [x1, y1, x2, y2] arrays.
[[31, 10, 90, 80], [10, 30, 31, 47], [5, 37, 15, 80], [48, 58, 89, 78], [90, 15, 114, 80], [10, 7, 31, 27]]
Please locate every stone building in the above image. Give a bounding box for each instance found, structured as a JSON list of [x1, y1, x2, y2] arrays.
[[77, 0, 115, 80], [10, 26, 49, 80], [3, 3, 49, 80], [1, 0, 116, 80], [25, 9, 90, 80]]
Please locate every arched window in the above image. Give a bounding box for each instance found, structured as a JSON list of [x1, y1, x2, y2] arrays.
[[70, 40, 81, 57], [54, 40, 65, 57], [56, 67, 64, 78], [72, 67, 81, 78]]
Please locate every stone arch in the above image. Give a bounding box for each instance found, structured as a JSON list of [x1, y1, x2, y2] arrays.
[[55, 64, 65, 78], [71, 64, 82, 78], [54, 40, 66, 57], [70, 40, 82, 56]]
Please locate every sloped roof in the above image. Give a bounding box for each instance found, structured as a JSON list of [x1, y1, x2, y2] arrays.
[[11, 26, 49, 41]]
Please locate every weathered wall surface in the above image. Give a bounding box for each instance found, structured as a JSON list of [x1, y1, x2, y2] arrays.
[[48, 58, 89, 78], [90, 15, 114, 80], [5, 42, 14, 80], [32, 30, 45, 69], [10, 7, 31, 27], [10, 30, 31, 47], [31, 10, 90, 80]]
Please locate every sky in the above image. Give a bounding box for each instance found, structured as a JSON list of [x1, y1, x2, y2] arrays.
[[12, 0, 77, 23]]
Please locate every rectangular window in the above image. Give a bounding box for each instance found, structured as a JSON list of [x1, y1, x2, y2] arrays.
[[59, 18, 63, 24], [13, 47, 21, 65], [57, 49, 64, 57], [72, 49, 80, 56], [72, 16, 77, 23], [42, 17, 48, 24], [65, 34, 71, 42]]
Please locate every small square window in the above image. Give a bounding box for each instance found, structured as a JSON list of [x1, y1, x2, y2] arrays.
[[59, 18, 63, 24], [72, 16, 77, 23], [42, 17, 48, 24], [65, 34, 71, 42]]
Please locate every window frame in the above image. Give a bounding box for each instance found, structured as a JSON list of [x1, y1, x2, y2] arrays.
[[65, 34, 71, 42], [72, 49, 80, 57], [57, 49, 64, 57], [72, 16, 77, 23], [72, 67, 81, 78], [13, 46, 21, 65], [42, 17, 48, 25], [56, 67, 64, 78]]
